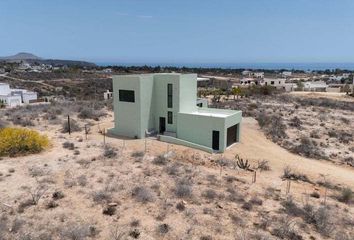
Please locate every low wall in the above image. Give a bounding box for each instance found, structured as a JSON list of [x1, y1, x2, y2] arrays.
[[159, 135, 214, 153]]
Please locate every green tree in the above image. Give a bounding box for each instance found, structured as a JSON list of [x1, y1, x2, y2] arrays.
[[232, 87, 242, 100]]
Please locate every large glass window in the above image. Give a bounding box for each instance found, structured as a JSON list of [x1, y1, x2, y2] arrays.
[[119, 90, 135, 102], [168, 111, 173, 124], [167, 84, 173, 108]]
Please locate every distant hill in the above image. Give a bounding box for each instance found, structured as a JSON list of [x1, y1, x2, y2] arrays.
[[0, 52, 96, 67], [0, 52, 42, 60]]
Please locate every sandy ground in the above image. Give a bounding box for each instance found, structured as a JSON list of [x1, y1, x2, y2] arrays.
[[0, 113, 353, 239]]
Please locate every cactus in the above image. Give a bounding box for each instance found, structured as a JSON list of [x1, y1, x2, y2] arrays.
[[235, 154, 250, 170]]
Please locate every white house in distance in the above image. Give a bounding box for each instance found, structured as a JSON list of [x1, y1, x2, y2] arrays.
[[303, 81, 328, 92], [0, 83, 37, 107], [282, 71, 292, 78], [103, 90, 113, 100], [253, 72, 264, 78], [262, 78, 295, 92]]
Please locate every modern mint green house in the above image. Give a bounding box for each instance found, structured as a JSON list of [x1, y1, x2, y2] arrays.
[[108, 73, 242, 152]]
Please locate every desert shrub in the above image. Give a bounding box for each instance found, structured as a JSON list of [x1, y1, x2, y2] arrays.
[[289, 116, 302, 128], [61, 119, 81, 133], [77, 175, 88, 187], [45, 200, 59, 209], [257, 160, 271, 171], [272, 217, 302, 240], [132, 186, 155, 203], [249, 196, 263, 206], [310, 130, 321, 139], [78, 107, 104, 120], [303, 204, 334, 236], [337, 187, 353, 204], [60, 223, 94, 240], [202, 189, 217, 200], [200, 236, 213, 240], [344, 156, 354, 167], [241, 201, 253, 211], [52, 190, 65, 200], [282, 166, 311, 183], [9, 114, 34, 127], [153, 154, 168, 165], [165, 163, 180, 175], [102, 205, 116, 216], [62, 141, 75, 150], [103, 145, 117, 158], [175, 179, 193, 198], [157, 223, 170, 235], [0, 128, 49, 157], [131, 151, 145, 158], [0, 119, 8, 129], [281, 197, 304, 217], [91, 189, 112, 204], [257, 112, 287, 141], [291, 137, 326, 160], [176, 202, 185, 211]]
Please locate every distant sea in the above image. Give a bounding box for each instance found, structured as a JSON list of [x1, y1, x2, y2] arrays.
[[96, 62, 354, 71]]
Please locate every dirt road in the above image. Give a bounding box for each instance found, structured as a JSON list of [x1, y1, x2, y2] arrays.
[[225, 117, 354, 188]]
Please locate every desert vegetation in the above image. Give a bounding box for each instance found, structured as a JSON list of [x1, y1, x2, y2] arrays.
[[212, 93, 354, 166], [0, 93, 353, 239]]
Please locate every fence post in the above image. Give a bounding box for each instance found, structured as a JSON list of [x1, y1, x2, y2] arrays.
[[286, 180, 291, 195], [84, 125, 88, 140], [252, 171, 257, 183], [103, 128, 106, 145], [67, 115, 71, 135]]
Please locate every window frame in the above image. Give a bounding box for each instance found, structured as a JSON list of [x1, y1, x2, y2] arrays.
[[167, 111, 173, 124], [167, 84, 173, 108], [119, 89, 135, 103]]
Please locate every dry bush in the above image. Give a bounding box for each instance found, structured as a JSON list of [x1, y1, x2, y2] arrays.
[[0, 128, 49, 157], [291, 137, 326, 160], [257, 113, 287, 141], [61, 119, 81, 133], [153, 154, 168, 165], [131, 151, 145, 158], [60, 223, 95, 240], [78, 107, 105, 120], [132, 186, 155, 203], [175, 179, 193, 198], [62, 141, 75, 150], [337, 187, 353, 204], [91, 189, 112, 204], [257, 160, 271, 171], [0, 119, 8, 129], [157, 223, 170, 235], [272, 217, 302, 240], [103, 145, 117, 158], [52, 190, 65, 200], [202, 189, 217, 200], [282, 166, 311, 183], [289, 116, 302, 128]]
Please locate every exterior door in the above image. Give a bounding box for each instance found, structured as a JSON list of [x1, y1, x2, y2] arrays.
[[212, 130, 220, 150], [159, 117, 166, 134], [227, 124, 238, 147]]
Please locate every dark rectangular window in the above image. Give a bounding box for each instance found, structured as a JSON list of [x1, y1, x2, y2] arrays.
[[167, 84, 173, 108], [167, 111, 173, 124], [119, 90, 135, 102]]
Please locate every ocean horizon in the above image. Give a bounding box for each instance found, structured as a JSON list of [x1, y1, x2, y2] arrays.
[[95, 62, 354, 71]]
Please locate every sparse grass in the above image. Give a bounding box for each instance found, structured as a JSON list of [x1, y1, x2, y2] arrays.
[[61, 119, 81, 133], [175, 179, 193, 198], [132, 186, 155, 203], [282, 166, 311, 183], [91, 189, 112, 204], [337, 187, 353, 204], [103, 145, 117, 158], [62, 141, 75, 150], [257, 160, 271, 171], [153, 154, 168, 165]]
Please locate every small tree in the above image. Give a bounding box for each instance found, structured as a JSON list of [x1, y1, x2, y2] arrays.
[[232, 87, 242, 100]]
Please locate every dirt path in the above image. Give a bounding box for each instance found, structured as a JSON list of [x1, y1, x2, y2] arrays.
[[225, 117, 354, 188]]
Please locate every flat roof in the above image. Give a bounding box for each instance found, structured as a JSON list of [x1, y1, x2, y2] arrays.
[[181, 108, 241, 118]]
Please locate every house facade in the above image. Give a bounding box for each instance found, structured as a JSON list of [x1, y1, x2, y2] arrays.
[[0, 83, 37, 107], [108, 73, 242, 152]]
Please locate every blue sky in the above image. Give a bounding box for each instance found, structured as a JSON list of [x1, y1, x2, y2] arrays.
[[1, 0, 354, 64]]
